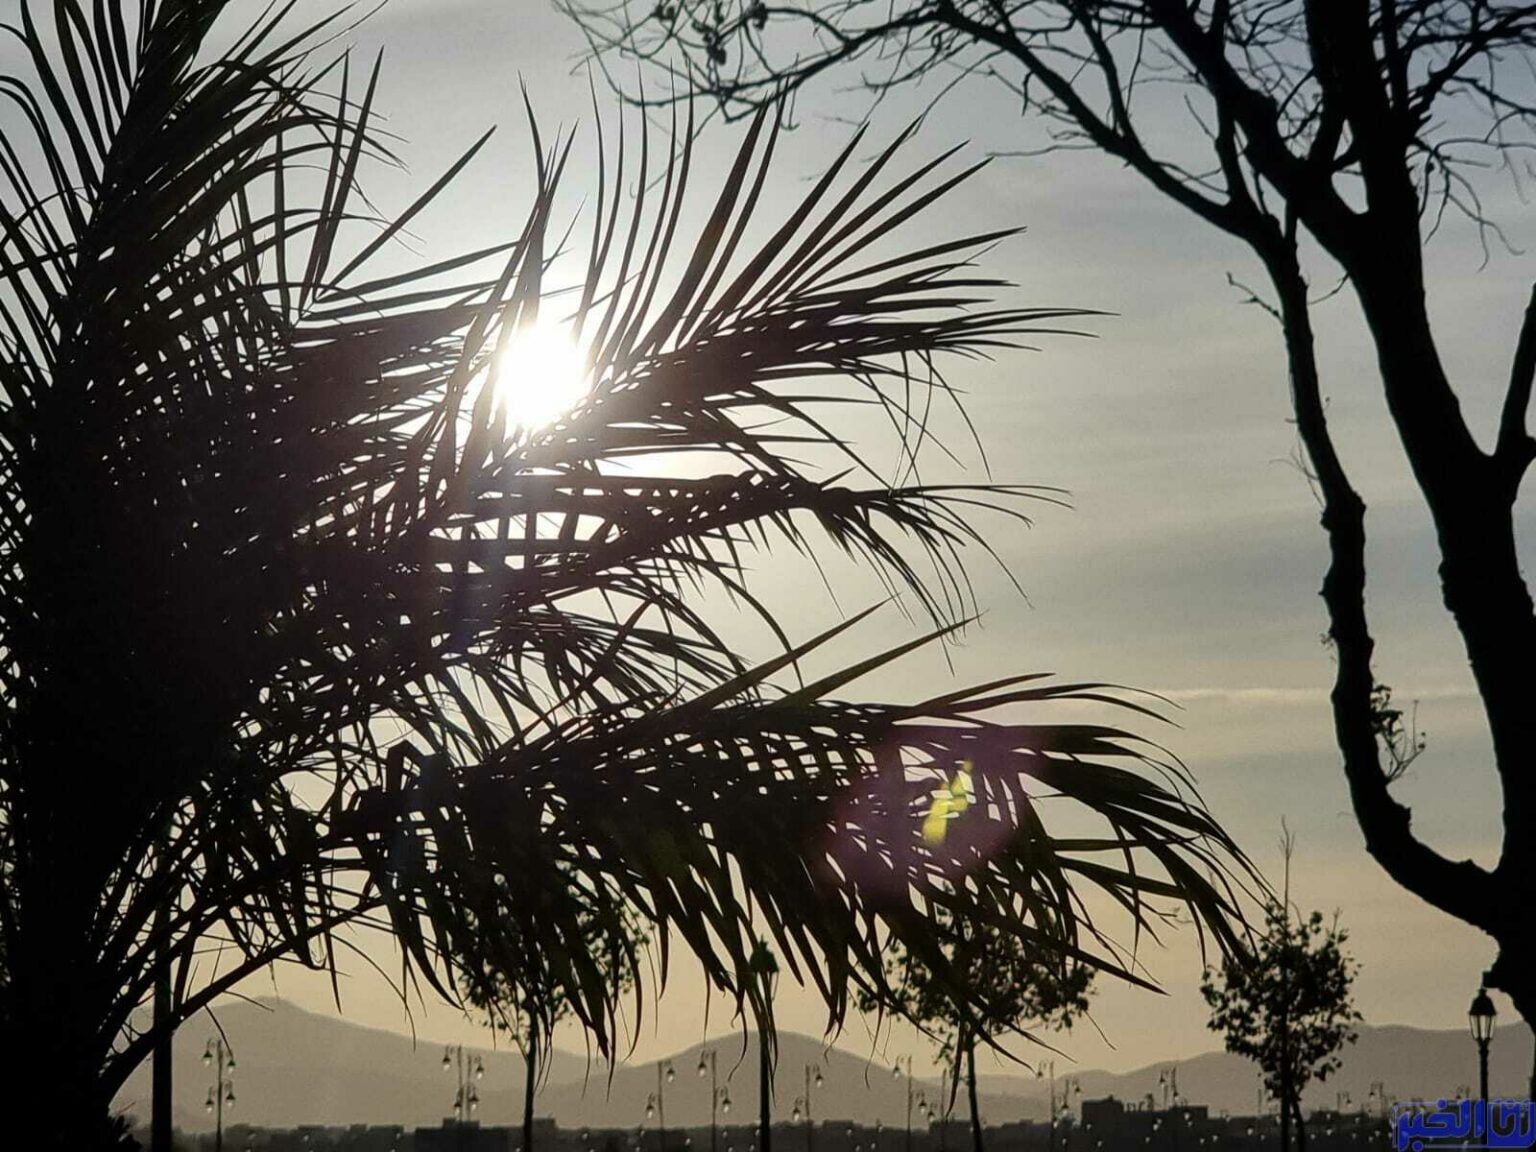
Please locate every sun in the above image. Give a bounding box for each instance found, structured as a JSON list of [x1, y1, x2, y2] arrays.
[[493, 320, 591, 431]]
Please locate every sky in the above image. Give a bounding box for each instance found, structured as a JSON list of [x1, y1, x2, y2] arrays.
[[229, 0, 1536, 1081]]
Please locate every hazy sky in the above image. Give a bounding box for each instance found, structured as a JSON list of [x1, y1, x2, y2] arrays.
[[242, 0, 1536, 1080]]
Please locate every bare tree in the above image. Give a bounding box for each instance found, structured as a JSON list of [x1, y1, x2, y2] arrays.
[[567, 0, 1536, 1088]]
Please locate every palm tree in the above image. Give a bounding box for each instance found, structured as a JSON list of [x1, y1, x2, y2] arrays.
[[0, 4, 1256, 1147]]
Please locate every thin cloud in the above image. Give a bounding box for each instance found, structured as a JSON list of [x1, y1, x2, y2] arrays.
[[1162, 686, 1479, 706]]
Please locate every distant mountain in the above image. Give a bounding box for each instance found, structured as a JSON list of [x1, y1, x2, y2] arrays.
[[113, 998, 593, 1132], [113, 1000, 1534, 1132], [974, 1022, 1533, 1117]]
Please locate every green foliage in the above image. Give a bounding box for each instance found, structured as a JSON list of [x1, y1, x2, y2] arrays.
[[465, 879, 645, 1062], [859, 905, 1092, 1065], [1200, 904, 1361, 1111]]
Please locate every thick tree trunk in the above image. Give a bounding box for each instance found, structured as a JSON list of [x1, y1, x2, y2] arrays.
[[1291, 1096, 1307, 1152], [1489, 958, 1536, 1099], [2, 868, 132, 1150], [0, 1000, 126, 1150], [1278, 1085, 1290, 1152], [1352, 269, 1536, 835]]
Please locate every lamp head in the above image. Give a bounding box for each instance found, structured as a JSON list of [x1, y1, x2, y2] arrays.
[[1469, 987, 1497, 1043]]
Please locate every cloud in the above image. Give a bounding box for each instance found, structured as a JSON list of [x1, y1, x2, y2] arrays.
[[1161, 685, 1480, 707]]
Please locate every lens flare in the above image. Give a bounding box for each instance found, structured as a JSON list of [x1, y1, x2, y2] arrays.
[[494, 321, 590, 430]]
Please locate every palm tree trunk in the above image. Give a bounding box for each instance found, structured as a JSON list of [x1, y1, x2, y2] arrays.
[[760, 1028, 773, 1152], [0, 979, 123, 1149], [151, 921, 172, 1152], [525, 1029, 538, 1152], [965, 1031, 984, 1152]]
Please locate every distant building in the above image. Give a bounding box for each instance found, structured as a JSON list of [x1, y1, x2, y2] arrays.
[[152, 1103, 1392, 1152], [416, 1121, 515, 1152]]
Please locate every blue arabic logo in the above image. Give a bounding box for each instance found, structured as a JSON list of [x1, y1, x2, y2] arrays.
[[1396, 1101, 1536, 1151]]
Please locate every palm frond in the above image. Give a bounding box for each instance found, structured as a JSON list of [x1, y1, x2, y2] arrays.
[[0, 2, 1256, 1127]]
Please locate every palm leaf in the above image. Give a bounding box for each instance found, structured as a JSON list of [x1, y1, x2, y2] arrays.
[[0, 2, 1257, 1131]]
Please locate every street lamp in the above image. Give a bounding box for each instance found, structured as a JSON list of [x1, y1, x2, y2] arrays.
[[894, 1057, 927, 1152], [202, 1038, 236, 1152], [1060, 1081, 1082, 1151], [1061, 1080, 1082, 1122], [650, 1060, 678, 1152], [750, 940, 780, 1152], [1157, 1069, 1180, 1110], [1470, 985, 1497, 1106], [1038, 1061, 1058, 1152], [443, 1045, 484, 1125], [792, 1063, 823, 1152], [698, 1049, 733, 1152]]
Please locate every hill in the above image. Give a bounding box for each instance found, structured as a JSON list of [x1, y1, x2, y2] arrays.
[[114, 1000, 1534, 1132]]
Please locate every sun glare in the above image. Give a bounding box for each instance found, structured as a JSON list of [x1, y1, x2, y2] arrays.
[[493, 321, 591, 431]]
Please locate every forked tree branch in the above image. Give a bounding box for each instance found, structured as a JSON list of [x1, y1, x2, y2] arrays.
[[1496, 282, 1536, 489], [1254, 231, 1498, 936]]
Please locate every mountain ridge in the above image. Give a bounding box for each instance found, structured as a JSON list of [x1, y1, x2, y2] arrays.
[[115, 999, 1532, 1132]]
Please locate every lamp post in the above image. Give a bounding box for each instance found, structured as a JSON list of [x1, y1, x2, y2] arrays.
[[443, 1045, 485, 1126], [649, 1061, 678, 1152], [792, 1063, 823, 1152], [1060, 1079, 1082, 1151], [895, 1056, 927, 1152], [1038, 1061, 1058, 1152], [202, 1038, 236, 1152], [1470, 985, 1497, 1107], [751, 941, 780, 1152], [699, 1049, 734, 1152], [1158, 1069, 1180, 1110]]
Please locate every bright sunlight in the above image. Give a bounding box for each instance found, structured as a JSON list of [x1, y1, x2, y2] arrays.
[[494, 320, 591, 431]]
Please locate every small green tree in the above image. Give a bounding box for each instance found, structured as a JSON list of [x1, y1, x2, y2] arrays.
[[465, 892, 644, 1152], [860, 906, 1093, 1152], [1201, 904, 1360, 1152]]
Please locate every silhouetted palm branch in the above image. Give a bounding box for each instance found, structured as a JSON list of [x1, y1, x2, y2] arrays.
[[0, 3, 1254, 1140]]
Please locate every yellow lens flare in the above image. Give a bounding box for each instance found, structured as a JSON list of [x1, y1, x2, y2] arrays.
[[921, 762, 973, 845]]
